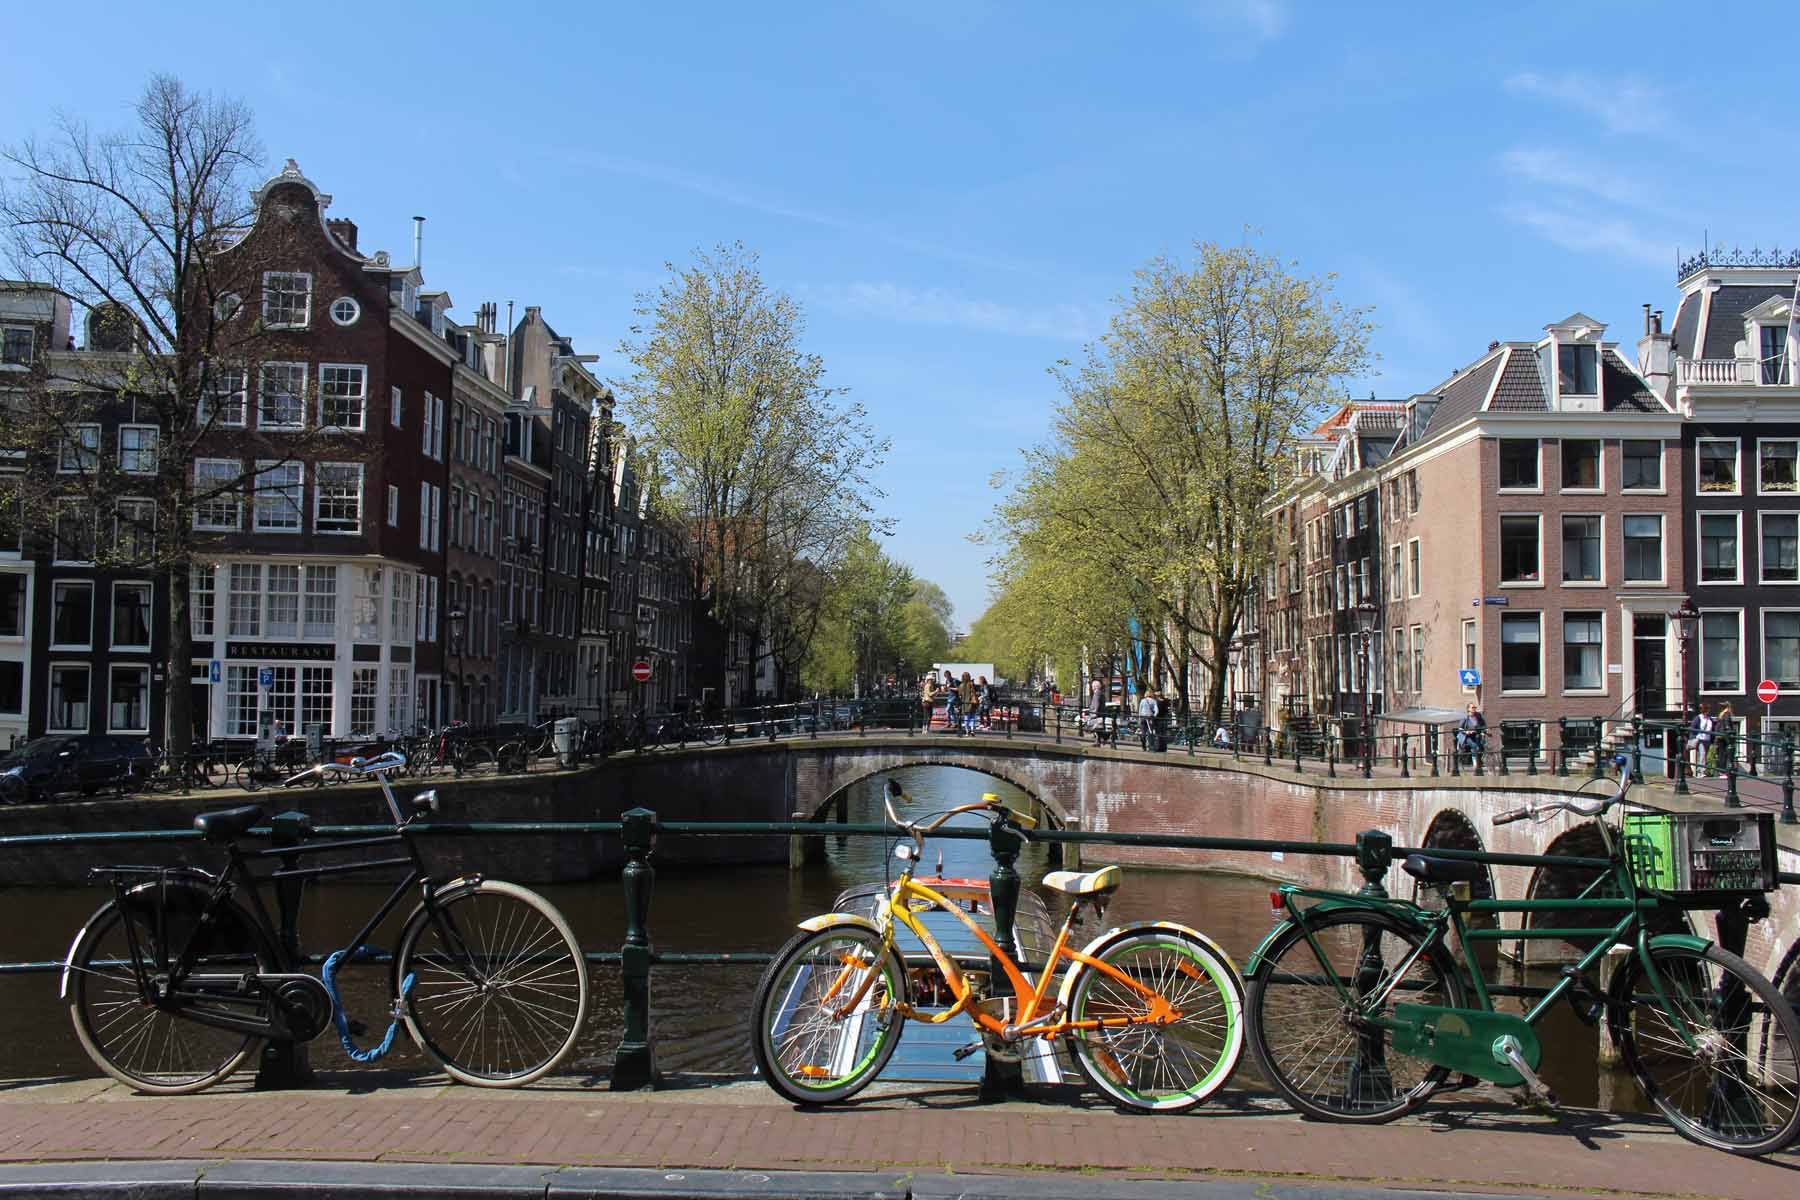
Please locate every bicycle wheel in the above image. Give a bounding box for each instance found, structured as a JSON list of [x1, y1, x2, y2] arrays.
[[456, 745, 497, 776], [1610, 941, 1800, 1155], [232, 757, 264, 791], [1248, 908, 1465, 1123], [699, 721, 724, 747], [66, 887, 273, 1094], [394, 878, 588, 1086], [1066, 928, 1245, 1111], [493, 742, 529, 774], [751, 925, 907, 1104]]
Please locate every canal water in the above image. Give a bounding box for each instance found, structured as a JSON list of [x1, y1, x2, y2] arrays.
[[0, 764, 1634, 1110]]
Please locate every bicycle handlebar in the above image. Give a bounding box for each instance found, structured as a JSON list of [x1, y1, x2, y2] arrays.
[[282, 751, 407, 789], [1495, 755, 1629, 826], [881, 778, 1035, 841]]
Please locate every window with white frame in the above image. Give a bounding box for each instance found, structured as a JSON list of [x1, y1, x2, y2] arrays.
[[1701, 611, 1743, 693], [54, 501, 94, 563], [51, 581, 92, 648], [1560, 439, 1601, 490], [1622, 440, 1662, 491], [108, 665, 149, 733], [265, 564, 300, 638], [390, 385, 402, 429], [191, 566, 215, 638], [1370, 630, 1383, 695], [329, 296, 360, 327], [448, 484, 462, 546], [203, 369, 248, 427], [118, 425, 158, 474], [315, 463, 362, 534], [1499, 439, 1539, 489], [110, 582, 151, 650], [0, 574, 24, 639], [1461, 619, 1477, 685], [352, 567, 382, 642], [1499, 515, 1540, 584], [1763, 513, 1800, 584], [1558, 343, 1597, 396], [1562, 612, 1603, 691], [1410, 624, 1424, 692], [1765, 611, 1800, 691], [228, 563, 261, 637], [1761, 324, 1790, 385], [426, 575, 439, 642], [350, 667, 379, 736], [1698, 438, 1739, 494], [49, 664, 89, 732], [1700, 512, 1741, 584], [1407, 538, 1420, 596], [301, 667, 333, 735], [263, 666, 297, 733], [225, 667, 258, 737], [258, 362, 307, 429], [1759, 439, 1798, 495], [1389, 544, 1401, 599], [113, 498, 155, 562], [466, 490, 478, 550], [387, 484, 399, 527], [261, 271, 312, 329], [388, 665, 412, 734], [0, 662, 20, 715], [1561, 515, 1602, 583], [253, 460, 303, 532], [422, 392, 443, 459], [319, 364, 367, 430], [1501, 612, 1542, 692], [303, 565, 336, 638], [1623, 514, 1664, 584], [58, 424, 99, 473]]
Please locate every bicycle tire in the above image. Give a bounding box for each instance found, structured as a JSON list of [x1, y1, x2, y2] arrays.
[[232, 758, 264, 792], [700, 723, 724, 747], [494, 741, 529, 774], [1610, 941, 1800, 1156], [1247, 907, 1465, 1123], [1066, 928, 1245, 1111], [751, 925, 907, 1105], [456, 745, 497, 776], [66, 885, 274, 1094], [393, 879, 589, 1086]]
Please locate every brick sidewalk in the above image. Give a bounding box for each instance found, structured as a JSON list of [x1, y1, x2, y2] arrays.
[[0, 1077, 1794, 1198]]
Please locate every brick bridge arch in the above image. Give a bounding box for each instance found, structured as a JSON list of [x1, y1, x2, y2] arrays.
[[796, 743, 1079, 828]]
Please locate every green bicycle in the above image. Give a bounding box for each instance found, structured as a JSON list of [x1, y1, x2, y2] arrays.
[[1245, 756, 1800, 1156]]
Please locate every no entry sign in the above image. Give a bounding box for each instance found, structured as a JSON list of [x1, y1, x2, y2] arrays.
[[1758, 678, 1780, 705], [632, 659, 654, 683]]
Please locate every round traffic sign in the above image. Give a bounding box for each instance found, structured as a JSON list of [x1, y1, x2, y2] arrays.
[[632, 659, 654, 683], [1758, 678, 1780, 705]]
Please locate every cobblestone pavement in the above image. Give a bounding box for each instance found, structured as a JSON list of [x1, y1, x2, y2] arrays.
[[0, 1074, 1795, 1198]]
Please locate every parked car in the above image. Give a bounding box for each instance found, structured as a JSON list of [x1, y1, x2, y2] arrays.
[[0, 735, 153, 804]]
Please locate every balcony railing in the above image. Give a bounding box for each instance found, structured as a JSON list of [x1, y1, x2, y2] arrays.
[[1677, 356, 1791, 387]]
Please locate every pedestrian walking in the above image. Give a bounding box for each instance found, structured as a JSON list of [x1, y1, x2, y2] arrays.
[[920, 674, 937, 730], [942, 673, 960, 732], [1709, 703, 1736, 776], [976, 675, 994, 730], [959, 672, 978, 734], [1688, 702, 1715, 777], [1138, 690, 1159, 751]]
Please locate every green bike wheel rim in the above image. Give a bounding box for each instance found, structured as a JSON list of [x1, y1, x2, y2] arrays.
[[1075, 936, 1237, 1103], [776, 936, 899, 1090]]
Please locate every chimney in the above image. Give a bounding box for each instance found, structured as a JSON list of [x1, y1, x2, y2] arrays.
[[412, 216, 425, 269], [327, 218, 358, 251], [1637, 300, 1675, 404]]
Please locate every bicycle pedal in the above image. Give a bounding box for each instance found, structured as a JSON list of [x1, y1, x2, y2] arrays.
[[951, 1040, 984, 1062]]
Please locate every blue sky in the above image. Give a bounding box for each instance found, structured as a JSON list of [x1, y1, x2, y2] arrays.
[[3, 2, 1788, 625]]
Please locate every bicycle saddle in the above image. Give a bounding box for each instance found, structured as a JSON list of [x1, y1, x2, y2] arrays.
[[1401, 853, 1484, 885], [193, 805, 264, 843], [1042, 865, 1122, 897]]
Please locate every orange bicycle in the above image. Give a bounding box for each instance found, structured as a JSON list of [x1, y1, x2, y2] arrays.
[[750, 779, 1245, 1110]]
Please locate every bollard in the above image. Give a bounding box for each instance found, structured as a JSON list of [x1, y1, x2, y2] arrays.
[[1429, 729, 1439, 778], [1348, 830, 1394, 1107], [1264, 730, 1273, 767], [1327, 736, 1336, 778], [1673, 723, 1689, 795], [1725, 753, 1741, 807], [612, 807, 661, 1089], [1783, 734, 1797, 826], [1526, 738, 1537, 776], [1361, 723, 1372, 780], [1557, 718, 1568, 778], [1054, 705, 1061, 744], [1399, 732, 1410, 779], [982, 812, 1027, 1097], [256, 810, 315, 1089]]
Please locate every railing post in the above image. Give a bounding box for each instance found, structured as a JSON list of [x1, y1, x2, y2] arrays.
[[1526, 726, 1538, 776], [1293, 734, 1303, 775], [1782, 734, 1797, 826], [256, 810, 315, 1089], [1054, 704, 1061, 745], [612, 806, 661, 1090], [1673, 715, 1690, 796], [1556, 717, 1568, 778], [1327, 734, 1336, 778], [1629, 715, 1644, 784], [982, 813, 1027, 1097], [765, 706, 776, 743], [1350, 830, 1394, 1106], [1360, 719, 1372, 780], [1264, 728, 1273, 767], [1399, 732, 1409, 778], [1591, 723, 1606, 781], [1428, 727, 1439, 777], [1725, 748, 1741, 807]]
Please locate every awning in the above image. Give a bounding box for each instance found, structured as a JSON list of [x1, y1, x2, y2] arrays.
[[1377, 706, 1465, 727]]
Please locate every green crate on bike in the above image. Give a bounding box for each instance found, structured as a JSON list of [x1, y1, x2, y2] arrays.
[[1621, 810, 1778, 898]]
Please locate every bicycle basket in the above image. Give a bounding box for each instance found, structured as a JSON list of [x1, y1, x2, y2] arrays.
[[1620, 810, 1777, 898]]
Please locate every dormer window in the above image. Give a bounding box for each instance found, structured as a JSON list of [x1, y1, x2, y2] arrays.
[[1760, 325, 1789, 384], [1557, 343, 1597, 395]]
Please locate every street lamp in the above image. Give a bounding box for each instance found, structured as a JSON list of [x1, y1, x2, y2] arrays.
[[447, 608, 468, 723], [1353, 601, 1379, 779], [1673, 597, 1699, 795]]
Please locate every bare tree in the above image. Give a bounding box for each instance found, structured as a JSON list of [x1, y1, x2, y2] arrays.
[[1, 75, 350, 753]]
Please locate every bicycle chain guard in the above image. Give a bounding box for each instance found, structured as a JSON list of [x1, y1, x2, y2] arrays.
[[1388, 1003, 1541, 1087]]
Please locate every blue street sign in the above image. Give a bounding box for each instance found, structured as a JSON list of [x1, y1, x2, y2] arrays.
[[1458, 668, 1481, 688], [209, 660, 221, 683], [258, 666, 274, 688], [1481, 596, 1510, 606]]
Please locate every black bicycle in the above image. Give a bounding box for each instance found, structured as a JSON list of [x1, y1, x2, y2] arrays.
[[60, 753, 589, 1094]]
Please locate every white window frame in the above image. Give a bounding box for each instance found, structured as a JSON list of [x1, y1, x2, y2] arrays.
[[318, 363, 368, 432], [50, 580, 93, 650], [193, 458, 243, 531], [261, 271, 313, 330], [1697, 436, 1741, 497], [1560, 609, 1606, 696], [257, 361, 308, 431], [1559, 512, 1606, 587], [190, 565, 215, 639], [1461, 618, 1477, 693], [1620, 439, 1665, 494], [1698, 608, 1745, 697], [1764, 608, 1800, 694], [314, 462, 364, 535], [202, 368, 249, 428], [1621, 512, 1666, 586], [107, 664, 151, 734], [1409, 623, 1424, 692], [390, 385, 402, 429], [1760, 510, 1800, 585], [53, 501, 95, 565], [1697, 510, 1744, 586], [118, 424, 159, 475], [1557, 437, 1604, 494], [1499, 611, 1545, 696], [386, 484, 399, 528], [47, 663, 91, 733], [109, 580, 153, 651], [1756, 437, 1800, 498], [328, 296, 361, 327], [252, 459, 304, 534], [303, 565, 337, 639], [1498, 513, 1543, 587], [1406, 537, 1421, 597], [1497, 438, 1542, 493], [113, 497, 156, 562], [58, 424, 100, 474]]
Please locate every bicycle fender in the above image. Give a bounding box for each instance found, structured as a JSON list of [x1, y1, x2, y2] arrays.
[[1055, 920, 1239, 1013], [1245, 899, 1429, 976], [1644, 932, 1712, 956], [58, 872, 225, 1000], [797, 912, 883, 936]]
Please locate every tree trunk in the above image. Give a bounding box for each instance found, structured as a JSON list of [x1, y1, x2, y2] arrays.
[[165, 561, 193, 756]]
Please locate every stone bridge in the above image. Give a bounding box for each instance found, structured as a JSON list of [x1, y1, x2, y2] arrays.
[[614, 732, 1800, 1000]]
